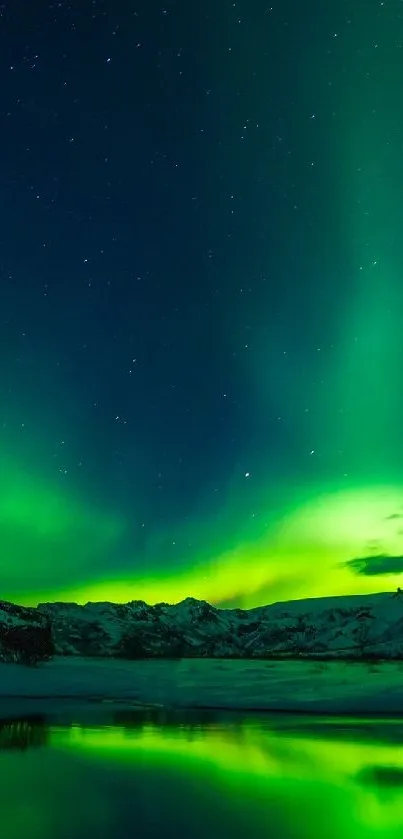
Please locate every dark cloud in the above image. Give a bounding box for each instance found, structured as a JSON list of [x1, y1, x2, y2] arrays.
[[385, 513, 403, 520], [358, 765, 403, 789], [345, 554, 403, 577]]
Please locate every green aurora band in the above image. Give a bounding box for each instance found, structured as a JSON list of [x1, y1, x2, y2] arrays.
[[3, 448, 403, 607], [2, 9, 403, 609]]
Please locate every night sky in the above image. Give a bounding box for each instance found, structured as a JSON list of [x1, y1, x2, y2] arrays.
[[2, 0, 403, 609]]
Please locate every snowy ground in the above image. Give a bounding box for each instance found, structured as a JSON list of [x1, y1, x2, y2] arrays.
[[1, 657, 403, 718]]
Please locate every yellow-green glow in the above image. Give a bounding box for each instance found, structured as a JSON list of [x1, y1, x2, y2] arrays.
[[48, 720, 403, 834], [7, 475, 403, 608], [5, 717, 403, 839]]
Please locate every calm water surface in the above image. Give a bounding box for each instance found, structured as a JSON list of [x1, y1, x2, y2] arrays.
[[1, 711, 403, 838]]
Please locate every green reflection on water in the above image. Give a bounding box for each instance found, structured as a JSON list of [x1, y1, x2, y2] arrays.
[[1, 714, 403, 839]]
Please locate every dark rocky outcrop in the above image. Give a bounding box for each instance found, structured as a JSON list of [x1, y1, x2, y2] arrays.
[[0, 601, 54, 665]]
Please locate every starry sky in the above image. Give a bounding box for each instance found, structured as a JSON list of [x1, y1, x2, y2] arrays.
[[2, 0, 403, 609]]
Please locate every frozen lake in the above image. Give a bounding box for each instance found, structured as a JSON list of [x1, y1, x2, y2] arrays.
[[1, 657, 403, 717]]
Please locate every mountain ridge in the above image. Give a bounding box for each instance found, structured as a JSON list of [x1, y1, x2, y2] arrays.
[[2, 589, 403, 663]]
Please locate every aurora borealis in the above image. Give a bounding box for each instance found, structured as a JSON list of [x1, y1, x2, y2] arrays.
[[2, 0, 403, 608]]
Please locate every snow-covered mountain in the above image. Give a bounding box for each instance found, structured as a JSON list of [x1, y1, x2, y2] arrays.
[[3, 591, 403, 662]]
